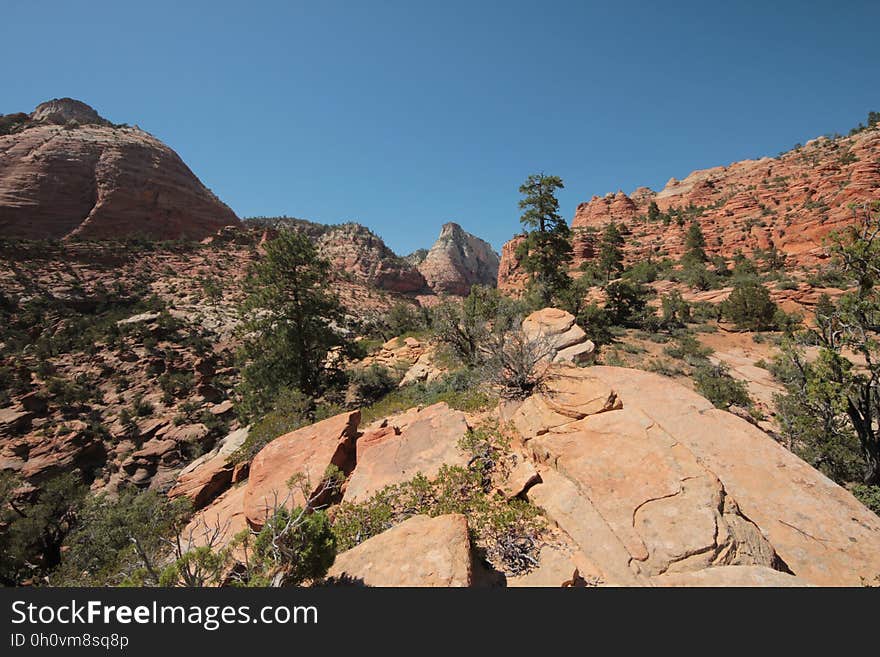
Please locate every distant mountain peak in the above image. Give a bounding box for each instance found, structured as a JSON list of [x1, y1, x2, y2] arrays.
[[30, 98, 110, 126]]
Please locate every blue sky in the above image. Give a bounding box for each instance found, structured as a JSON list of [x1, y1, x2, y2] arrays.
[[2, 1, 878, 254]]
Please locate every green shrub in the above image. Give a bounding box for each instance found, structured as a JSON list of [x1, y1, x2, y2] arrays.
[[660, 291, 691, 328], [243, 507, 336, 586], [57, 488, 191, 586], [693, 363, 752, 409], [332, 424, 543, 576], [623, 260, 658, 284], [721, 282, 778, 330], [132, 394, 154, 417], [603, 280, 649, 327], [576, 303, 614, 346], [663, 334, 712, 363], [0, 472, 87, 585], [851, 485, 880, 516], [360, 368, 495, 424], [158, 371, 195, 399], [348, 364, 398, 405]]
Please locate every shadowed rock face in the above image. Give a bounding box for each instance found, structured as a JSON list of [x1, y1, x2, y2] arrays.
[[0, 99, 240, 240], [418, 222, 500, 295]]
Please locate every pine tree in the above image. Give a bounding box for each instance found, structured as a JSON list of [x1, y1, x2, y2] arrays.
[[236, 230, 347, 419], [597, 221, 624, 281], [517, 173, 572, 305], [684, 221, 707, 262]]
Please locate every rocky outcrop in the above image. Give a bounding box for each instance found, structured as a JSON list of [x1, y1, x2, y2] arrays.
[[521, 308, 596, 365], [511, 364, 880, 587], [0, 99, 240, 240], [245, 218, 427, 294], [168, 426, 249, 509], [418, 222, 500, 295], [343, 403, 469, 503], [315, 223, 427, 293], [496, 234, 529, 293], [570, 127, 880, 268], [573, 191, 638, 226], [29, 98, 111, 127], [182, 359, 880, 586], [243, 410, 360, 529], [326, 514, 473, 586]]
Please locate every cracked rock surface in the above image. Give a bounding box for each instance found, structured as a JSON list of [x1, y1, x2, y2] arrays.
[[519, 364, 880, 586]]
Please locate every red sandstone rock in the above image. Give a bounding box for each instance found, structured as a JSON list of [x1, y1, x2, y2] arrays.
[[0, 99, 240, 240], [325, 514, 473, 586], [500, 128, 880, 291], [243, 410, 360, 529], [568, 127, 880, 270], [417, 222, 500, 295]]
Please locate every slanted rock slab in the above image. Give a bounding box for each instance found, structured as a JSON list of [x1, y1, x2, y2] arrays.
[[244, 411, 360, 529], [343, 402, 469, 503], [326, 514, 473, 586]]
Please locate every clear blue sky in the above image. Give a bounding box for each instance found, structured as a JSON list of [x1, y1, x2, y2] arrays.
[[2, 0, 878, 254]]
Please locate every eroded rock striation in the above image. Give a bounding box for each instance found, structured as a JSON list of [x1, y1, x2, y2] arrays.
[[0, 98, 240, 240], [498, 127, 880, 290], [418, 222, 500, 295]]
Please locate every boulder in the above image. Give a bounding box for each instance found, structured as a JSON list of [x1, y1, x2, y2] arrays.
[[244, 411, 360, 529], [521, 308, 595, 364], [517, 364, 880, 587], [342, 403, 469, 503], [325, 514, 473, 586], [169, 427, 249, 508], [587, 366, 880, 586]]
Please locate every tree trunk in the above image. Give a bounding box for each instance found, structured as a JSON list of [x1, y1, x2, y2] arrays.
[[864, 443, 880, 485]]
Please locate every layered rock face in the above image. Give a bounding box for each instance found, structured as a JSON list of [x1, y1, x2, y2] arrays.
[[315, 223, 427, 293], [247, 218, 427, 294], [0, 99, 240, 240], [498, 127, 880, 289], [521, 307, 596, 365], [570, 129, 880, 267], [249, 218, 499, 297], [417, 222, 500, 295]]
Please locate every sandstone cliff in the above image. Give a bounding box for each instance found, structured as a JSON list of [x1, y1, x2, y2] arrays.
[[574, 128, 880, 266], [498, 126, 880, 289], [0, 98, 240, 240], [246, 217, 427, 294], [417, 222, 500, 295]]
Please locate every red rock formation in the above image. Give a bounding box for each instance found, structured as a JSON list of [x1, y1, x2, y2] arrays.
[[0, 99, 240, 240], [568, 128, 880, 268], [496, 234, 529, 293], [417, 222, 500, 295], [245, 218, 427, 294]]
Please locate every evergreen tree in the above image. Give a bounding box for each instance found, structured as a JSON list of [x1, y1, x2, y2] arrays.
[[236, 230, 348, 419], [773, 204, 880, 485], [684, 221, 707, 262], [516, 173, 572, 305], [597, 221, 624, 281]]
